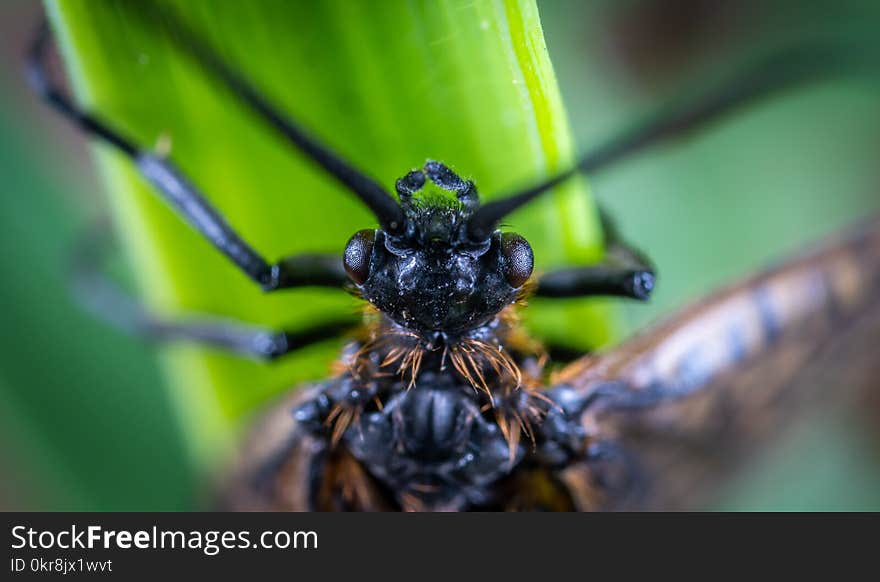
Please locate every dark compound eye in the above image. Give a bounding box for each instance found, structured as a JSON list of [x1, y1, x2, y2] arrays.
[[343, 229, 375, 285], [500, 232, 533, 288]]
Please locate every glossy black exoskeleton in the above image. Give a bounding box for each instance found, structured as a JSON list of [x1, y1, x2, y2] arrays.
[[28, 7, 870, 511], [348, 161, 534, 340], [270, 156, 653, 509]]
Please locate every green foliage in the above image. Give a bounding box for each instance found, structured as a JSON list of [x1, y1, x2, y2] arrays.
[[48, 0, 612, 466]]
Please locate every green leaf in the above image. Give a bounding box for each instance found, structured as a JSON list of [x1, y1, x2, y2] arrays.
[[47, 0, 613, 467]]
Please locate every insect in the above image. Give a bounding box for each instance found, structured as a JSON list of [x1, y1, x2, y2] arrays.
[[28, 10, 880, 511]]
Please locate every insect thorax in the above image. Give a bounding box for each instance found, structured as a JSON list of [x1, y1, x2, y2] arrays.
[[267, 171, 596, 510], [292, 308, 582, 511]]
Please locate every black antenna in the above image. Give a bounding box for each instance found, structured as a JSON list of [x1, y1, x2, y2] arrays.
[[140, 5, 405, 233], [467, 43, 875, 240]]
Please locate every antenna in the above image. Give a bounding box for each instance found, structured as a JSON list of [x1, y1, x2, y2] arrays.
[[467, 43, 873, 240]]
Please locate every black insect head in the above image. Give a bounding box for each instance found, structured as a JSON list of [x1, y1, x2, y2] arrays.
[[342, 161, 535, 344]]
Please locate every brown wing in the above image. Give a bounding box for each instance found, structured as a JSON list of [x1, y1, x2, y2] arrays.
[[553, 216, 880, 510]]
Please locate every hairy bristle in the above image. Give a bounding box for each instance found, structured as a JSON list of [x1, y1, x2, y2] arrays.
[[494, 387, 549, 464], [325, 403, 362, 447], [400, 348, 423, 389], [449, 349, 481, 396], [466, 339, 523, 390], [348, 317, 421, 382]]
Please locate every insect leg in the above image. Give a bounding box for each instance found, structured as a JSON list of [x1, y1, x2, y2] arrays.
[[534, 209, 655, 300], [26, 22, 346, 293], [269, 254, 349, 288], [535, 266, 654, 300], [71, 225, 357, 361], [228, 385, 394, 511], [554, 441, 645, 512]]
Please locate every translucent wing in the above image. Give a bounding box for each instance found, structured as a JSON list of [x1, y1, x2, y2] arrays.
[[553, 217, 880, 510]]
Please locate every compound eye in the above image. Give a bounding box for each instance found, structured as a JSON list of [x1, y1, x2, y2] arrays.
[[500, 232, 533, 288], [344, 229, 375, 285]]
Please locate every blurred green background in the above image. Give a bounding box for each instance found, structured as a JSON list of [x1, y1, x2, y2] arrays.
[[1, 0, 879, 510]]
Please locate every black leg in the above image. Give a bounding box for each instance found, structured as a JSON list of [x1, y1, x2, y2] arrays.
[[27, 22, 345, 293], [71, 225, 357, 361], [271, 254, 349, 289], [534, 209, 655, 301], [535, 266, 654, 301]]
